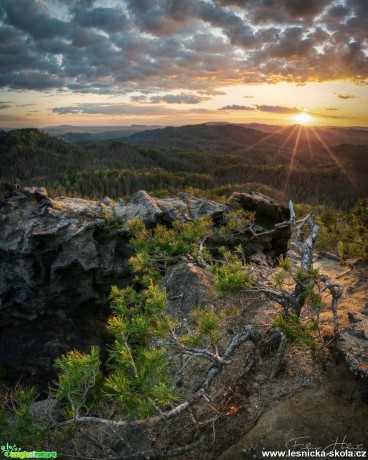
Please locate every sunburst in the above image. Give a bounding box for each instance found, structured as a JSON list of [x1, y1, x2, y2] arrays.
[[293, 112, 313, 125]]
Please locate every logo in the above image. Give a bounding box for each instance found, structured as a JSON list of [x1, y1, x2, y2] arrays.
[[1, 443, 57, 458]]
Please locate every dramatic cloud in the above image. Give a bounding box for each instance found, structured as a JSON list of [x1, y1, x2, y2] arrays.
[[219, 105, 255, 110], [0, 104, 10, 109], [0, 0, 367, 96]]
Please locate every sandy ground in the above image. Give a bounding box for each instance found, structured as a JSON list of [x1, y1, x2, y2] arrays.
[[314, 257, 368, 335]]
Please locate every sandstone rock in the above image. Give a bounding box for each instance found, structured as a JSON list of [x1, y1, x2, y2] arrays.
[[228, 192, 290, 228], [337, 309, 368, 382], [125, 190, 226, 225]]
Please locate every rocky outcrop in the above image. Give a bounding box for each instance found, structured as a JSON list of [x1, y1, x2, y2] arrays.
[[226, 192, 291, 256], [337, 308, 368, 382], [0, 187, 290, 384]]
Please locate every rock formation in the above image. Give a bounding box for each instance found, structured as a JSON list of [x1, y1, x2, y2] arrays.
[[337, 308, 368, 382], [0, 187, 290, 384]]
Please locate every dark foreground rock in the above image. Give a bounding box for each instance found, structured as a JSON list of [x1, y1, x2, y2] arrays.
[[337, 308, 368, 382], [0, 187, 290, 384]]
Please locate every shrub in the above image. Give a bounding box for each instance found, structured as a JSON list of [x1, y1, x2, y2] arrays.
[[104, 284, 178, 418], [1, 386, 50, 449], [212, 248, 253, 294]]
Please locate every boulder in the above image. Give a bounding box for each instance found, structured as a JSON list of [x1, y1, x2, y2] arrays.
[[160, 261, 215, 318], [30, 398, 61, 422]]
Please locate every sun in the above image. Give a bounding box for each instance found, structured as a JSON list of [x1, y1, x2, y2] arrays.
[[293, 112, 313, 125]]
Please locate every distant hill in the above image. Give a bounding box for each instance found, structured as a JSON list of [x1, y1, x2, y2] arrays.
[[1, 126, 367, 211], [126, 123, 283, 152], [38, 122, 368, 147], [127, 123, 368, 150], [42, 124, 163, 142]]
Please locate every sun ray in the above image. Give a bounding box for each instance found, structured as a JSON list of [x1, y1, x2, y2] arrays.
[[276, 124, 298, 156], [284, 125, 302, 192], [304, 126, 313, 160], [310, 127, 358, 189], [242, 126, 290, 152]]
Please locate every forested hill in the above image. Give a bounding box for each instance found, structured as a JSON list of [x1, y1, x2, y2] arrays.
[[127, 123, 273, 152], [1, 126, 367, 211]]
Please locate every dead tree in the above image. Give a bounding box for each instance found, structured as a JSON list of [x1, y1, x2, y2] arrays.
[[251, 201, 343, 322]]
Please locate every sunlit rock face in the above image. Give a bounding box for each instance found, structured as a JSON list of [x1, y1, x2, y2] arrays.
[[0, 187, 290, 384]]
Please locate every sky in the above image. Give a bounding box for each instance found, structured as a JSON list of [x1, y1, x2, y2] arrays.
[[0, 0, 367, 128]]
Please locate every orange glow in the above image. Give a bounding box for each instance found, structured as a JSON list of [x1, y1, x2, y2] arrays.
[[224, 406, 241, 416]]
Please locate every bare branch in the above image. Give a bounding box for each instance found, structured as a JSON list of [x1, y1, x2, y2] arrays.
[[269, 330, 287, 379], [196, 237, 210, 269], [321, 275, 343, 337]]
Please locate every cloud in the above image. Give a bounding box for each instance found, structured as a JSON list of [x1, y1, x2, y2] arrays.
[[255, 105, 301, 114], [337, 94, 357, 99], [51, 102, 180, 115], [216, 0, 330, 22], [0, 0, 366, 97], [0, 114, 34, 122], [244, 96, 254, 99], [0, 103, 11, 109], [310, 112, 356, 120], [325, 107, 338, 110], [218, 105, 256, 111], [198, 89, 226, 96], [131, 93, 210, 104], [1, 0, 67, 40], [73, 7, 128, 33], [218, 104, 302, 114]]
